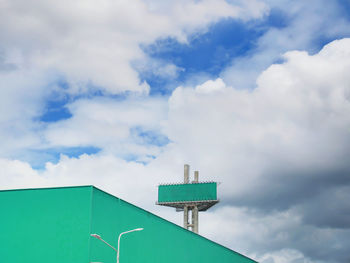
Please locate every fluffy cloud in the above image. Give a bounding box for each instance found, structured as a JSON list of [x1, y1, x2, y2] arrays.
[[0, 0, 268, 161], [1, 1, 350, 262], [167, 38, 350, 203], [0, 158, 45, 188], [43, 96, 168, 161], [201, 205, 350, 263], [2, 38, 350, 262], [0, 68, 53, 158], [221, 0, 350, 90], [0, 0, 267, 94], [164, 38, 350, 262], [0, 152, 185, 220]]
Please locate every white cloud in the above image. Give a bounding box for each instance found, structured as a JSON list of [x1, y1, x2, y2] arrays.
[[166, 39, 350, 202], [0, 68, 53, 157], [2, 37, 350, 263], [0, 158, 46, 188], [0, 0, 267, 94], [1, 1, 350, 261], [161, 38, 350, 261], [3, 38, 346, 262], [43, 96, 168, 160], [0, 153, 183, 216], [221, 0, 350, 90], [256, 249, 316, 263], [0, 0, 268, 161]]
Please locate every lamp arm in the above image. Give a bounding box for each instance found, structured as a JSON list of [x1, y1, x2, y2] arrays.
[[100, 238, 118, 252]]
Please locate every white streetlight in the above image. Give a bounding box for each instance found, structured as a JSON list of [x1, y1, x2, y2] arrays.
[[117, 228, 143, 263], [90, 228, 144, 263]]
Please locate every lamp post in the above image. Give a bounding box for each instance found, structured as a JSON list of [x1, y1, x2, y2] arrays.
[[91, 228, 143, 263]]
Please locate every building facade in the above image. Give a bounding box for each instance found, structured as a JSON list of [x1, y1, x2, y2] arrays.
[[0, 186, 257, 263]]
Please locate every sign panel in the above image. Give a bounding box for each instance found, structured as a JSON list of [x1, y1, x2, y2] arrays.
[[158, 182, 217, 203]]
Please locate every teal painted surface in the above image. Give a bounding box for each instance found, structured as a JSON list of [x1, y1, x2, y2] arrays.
[[90, 187, 256, 263], [0, 186, 256, 263], [158, 182, 217, 202], [0, 186, 92, 263]]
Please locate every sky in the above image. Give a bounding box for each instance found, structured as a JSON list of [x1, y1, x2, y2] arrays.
[[1, 0, 350, 262]]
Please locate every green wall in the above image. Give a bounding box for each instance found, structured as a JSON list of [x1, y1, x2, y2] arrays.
[[90, 187, 256, 263], [0, 186, 92, 263], [158, 182, 217, 202], [0, 186, 257, 263]]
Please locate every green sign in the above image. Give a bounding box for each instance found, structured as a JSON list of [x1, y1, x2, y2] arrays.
[[158, 182, 217, 203]]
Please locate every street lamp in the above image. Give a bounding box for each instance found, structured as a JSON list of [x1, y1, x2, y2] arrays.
[[117, 228, 143, 263], [90, 228, 144, 263], [90, 234, 118, 252]]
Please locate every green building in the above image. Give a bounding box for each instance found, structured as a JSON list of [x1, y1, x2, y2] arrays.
[[0, 186, 257, 263]]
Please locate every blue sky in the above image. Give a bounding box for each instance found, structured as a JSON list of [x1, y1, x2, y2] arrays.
[[33, 0, 350, 167], [139, 10, 293, 95], [33, 16, 270, 165], [141, 19, 266, 94], [1, 1, 350, 262]]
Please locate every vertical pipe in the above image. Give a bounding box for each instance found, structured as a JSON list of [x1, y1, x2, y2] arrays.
[[184, 164, 190, 184], [184, 205, 189, 229], [194, 171, 199, 183], [184, 165, 190, 230], [192, 206, 199, 233]]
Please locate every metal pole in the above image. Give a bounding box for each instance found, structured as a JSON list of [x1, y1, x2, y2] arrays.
[[194, 171, 199, 183], [184, 164, 190, 230], [192, 206, 199, 233], [90, 234, 117, 252], [117, 233, 122, 263], [116, 228, 143, 263], [184, 164, 190, 184], [91, 229, 143, 263], [184, 205, 189, 229], [193, 171, 199, 233]]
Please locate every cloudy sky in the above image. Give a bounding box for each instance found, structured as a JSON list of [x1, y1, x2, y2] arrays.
[[1, 0, 350, 262]]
